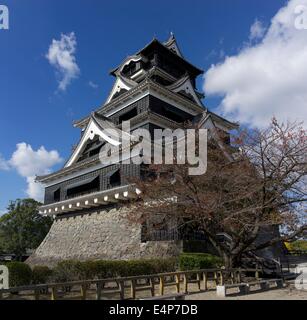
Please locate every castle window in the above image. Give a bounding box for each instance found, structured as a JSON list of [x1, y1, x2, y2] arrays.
[[118, 107, 138, 122], [106, 169, 121, 189], [77, 137, 105, 162], [53, 188, 61, 202], [122, 60, 141, 77], [177, 90, 196, 103], [66, 176, 100, 199], [161, 106, 184, 122]]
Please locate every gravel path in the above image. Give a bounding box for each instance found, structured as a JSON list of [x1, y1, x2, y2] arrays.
[[185, 284, 307, 300]]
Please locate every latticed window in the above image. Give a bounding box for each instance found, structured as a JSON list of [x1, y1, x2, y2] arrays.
[[66, 176, 100, 199], [108, 169, 121, 188], [77, 136, 105, 163], [53, 188, 61, 202]]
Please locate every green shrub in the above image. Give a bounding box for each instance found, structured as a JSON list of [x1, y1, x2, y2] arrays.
[[32, 266, 53, 284], [119, 260, 152, 277], [83, 260, 120, 279], [120, 258, 177, 276], [105, 258, 177, 277], [6, 261, 32, 288], [149, 258, 177, 274], [179, 253, 223, 271], [52, 260, 85, 283], [79, 260, 99, 279], [50, 258, 177, 282]]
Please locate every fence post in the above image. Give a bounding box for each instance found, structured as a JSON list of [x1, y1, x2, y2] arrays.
[[159, 276, 164, 296], [34, 289, 40, 300], [238, 269, 242, 283], [219, 271, 224, 285], [51, 286, 57, 300], [230, 271, 234, 284], [214, 271, 218, 286], [255, 268, 259, 280], [81, 284, 87, 300], [183, 274, 188, 293], [149, 277, 155, 297], [96, 282, 102, 300], [197, 273, 201, 291], [118, 280, 125, 300], [131, 280, 136, 299], [175, 274, 180, 293], [203, 272, 208, 290]]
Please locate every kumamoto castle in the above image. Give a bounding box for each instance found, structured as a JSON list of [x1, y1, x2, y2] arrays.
[[27, 35, 283, 266]]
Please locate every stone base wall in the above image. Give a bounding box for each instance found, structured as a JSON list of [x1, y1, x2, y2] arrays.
[[27, 206, 181, 267]]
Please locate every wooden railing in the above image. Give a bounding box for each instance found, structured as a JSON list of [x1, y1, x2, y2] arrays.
[[144, 230, 207, 241], [0, 268, 261, 300]]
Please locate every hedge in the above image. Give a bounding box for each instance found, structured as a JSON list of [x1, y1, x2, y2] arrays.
[[5, 261, 32, 287], [2, 255, 223, 288], [51, 260, 86, 283], [32, 266, 53, 284], [48, 258, 177, 284], [179, 253, 223, 271]]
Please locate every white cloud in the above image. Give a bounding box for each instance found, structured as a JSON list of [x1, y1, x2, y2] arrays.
[[249, 19, 266, 41], [89, 81, 98, 89], [204, 0, 307, 128], [9, 143, 63, 201], [10, 143, 62, 177], [0, 154, 9, 170], [25, 176, 45, 202], [46, 32, 80, 91]]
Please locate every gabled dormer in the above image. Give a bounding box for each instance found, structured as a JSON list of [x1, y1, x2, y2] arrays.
[[166, 75, 204, 107], [65, 112, 132, 168], [110, 55, 150, 83], [105, 75, 138, 104]]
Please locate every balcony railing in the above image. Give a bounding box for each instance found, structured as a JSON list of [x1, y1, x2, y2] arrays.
[[65, 188, 100, 200], [142, 230, 207, 241]]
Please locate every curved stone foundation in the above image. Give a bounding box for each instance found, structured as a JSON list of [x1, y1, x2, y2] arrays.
[[27, 206, 181, 267]]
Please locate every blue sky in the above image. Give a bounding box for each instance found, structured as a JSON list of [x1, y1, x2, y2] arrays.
[[0, 0, 306, 213]]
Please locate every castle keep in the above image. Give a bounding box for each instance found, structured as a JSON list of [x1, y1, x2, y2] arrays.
[[27, 35, 237, 266]]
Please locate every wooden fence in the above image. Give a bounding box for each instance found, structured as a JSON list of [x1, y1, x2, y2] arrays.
[[0, 268, 261, 300]]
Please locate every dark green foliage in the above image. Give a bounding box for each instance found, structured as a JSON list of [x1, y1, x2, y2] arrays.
[[2, 258, 177, 286], [49, 258, 177, 283], [90, 260, 125, 279], [0, 199, 52, 259], [51, 260, 85, 283], [6, 261, 32, 287], [91, 258, 177, 278], [179, 253, 223, 270], [151, 258, 177, 273], [119, 260, 154, 277], [32, 266, 53, 284], [1, 258, 177, 287]]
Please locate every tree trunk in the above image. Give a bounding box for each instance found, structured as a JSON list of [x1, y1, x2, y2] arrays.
[[223, 253, 233, 269], [232, 253, 243, 268]]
